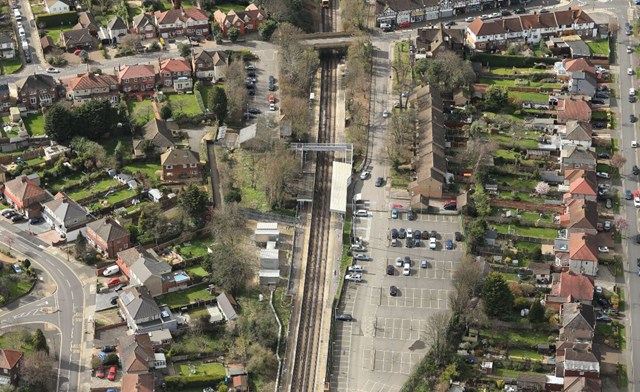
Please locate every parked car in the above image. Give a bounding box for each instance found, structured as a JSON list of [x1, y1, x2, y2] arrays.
[[353, 253, 369, 261], [96, 368, 105, 379], [501, 9, 511, 15], [345, 273, 362, 282], [455, 232, 463, 241], [430, 230, 437, 239], [348, 265, 364, 273], [46, 67, 59, 73], [398, 228, 406, 239], [629, 68, 635, 75], [605, 198, 612, 209], [360, 170, 370, 180], [335, 314, 353, 321], [391, 228, 398, 239], [597, 153, 610, 159], [443, 201, 457, 210], [464, 16, 475, 22], [592, 121, 607, 128], [1, 209, 14, 217], [389, 285, 398, 296], [429, 237, 437, 250], [626, 190, 633, 200], [406, 228, 413, 239], [517, 272, 530, 280], [596, 315, 612, 323], [598, 246, 609, 253], [596, 171, 610, 178], [391, 209, 398, 219], [375, 177, 384, 187], [29, 217, 43, 224], [407, 210, 415, 220], [443, 21, 455, 27], [354, 209, 368, 217], [591, 99, 605, 105], [391, 238, 399, 247], [539, 8, 549, 13], [413, 230, 422, 240], [632, 114, 638, 123], [12, 264, 22, 274], [604, 220, 612, 231], [445, 239, 453, 250], [514, 7, 526, 13], [10, 214, 24, 223], [402, 262, 411, 276], [633, 165, 639, 175], [595, 286, 603, 294], [113, 284, 125, 292], [395, 257, 403, 267], [405, 238, 414, 248], [109, 296, 118, 305], [386, 265, 395, 275], [351, 243, 366, 251], [382, 110, 389, 118]]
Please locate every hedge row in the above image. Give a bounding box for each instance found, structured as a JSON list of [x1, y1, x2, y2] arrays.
[[471, 53, 557, 68], [164, 374, 225, 391], [36, 12, 79, 28], [194, 81, 206, 113]]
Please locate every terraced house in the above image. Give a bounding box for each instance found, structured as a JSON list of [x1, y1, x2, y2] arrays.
[[62, 72, 120, 104], [213, 4, 267, 36], [153, 8, 209, 38]]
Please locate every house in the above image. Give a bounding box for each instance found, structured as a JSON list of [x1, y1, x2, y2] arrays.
[[563, 376, 602, 392], [107, 16, 128, 43], [42, 193, 91, 236], [415, 24, 465, 56], [160, 148, 201, 180], [118, 286, 177, 333], [126, 247, 189, 296], [217, 292, 239, 321], [407, 85, 449, 201], [213, 4, 267, 36], [121, 373, 154, 392], [192, 50, 228, 81], [44, 0, 70, 13], [564, 171, 597, 201], [545, 271, 594, 310], [556, 348, 600, 378], [555, 58, 596, 79], [568, 71, 597, 97], [0, 33, 15, 59], [556, 98, 592, 123], [154, 8, 210, 38], [15, 74, 59, 110], [132, 13, 156, 39], [0, 83, 10, 112], [118, 64, 157, 93], [374, 0, 429, 26], [527, 262, 551, 282], [3, 175, 46, 218], [562, 121, 593, 148], [559, 302, 595, 343], [59, 28, 98, 51], [118, 333, 165, 374], [568, 233, 598, 276], [0, 349, 22, 385], [63, 72, 120, 105], [561, 145, 596, 172], [158, 58, 192, 90], [86, 216, 131, 258], [41, 36, 55, 54], [564, 36, 592, 58], [560, 199, 598, 235], [75, 12, 99, 35], [134, 119, 175, 156], [516, 374, 547, 392], [147, 329, 173, 350], [465, 18, 507, 51]]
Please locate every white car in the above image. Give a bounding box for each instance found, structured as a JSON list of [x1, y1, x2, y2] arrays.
[[633, 140, 639, 148], [382, 110, 389, 118], [353, 253, 369, 261], [350, 243, 366, 252], [348, 265, 364, 273], [345, 273, 362, 282], [18, 28, 25, 37], [634, 196, 640, 208], [465, 16, 475, 22], [480, 14, 490, 19], [403, 262, 411, 276], [628, 46, 634, 54], [406, 228, 413, 239], [46, 67, 59, 73], [360, 170, 370, 180], [395, 257, 403, 267], [489, 12, 500, 18], [391, 238, 399, 247], [16, 21, 22, 28], [596, 172, 610, 179], [598, 246, 609, 253], [595, 286, 603, 294], [354, 209, 368, 217], [629, 68, 634, 75], [429, 237, 437, 249], [269, 103, 276, 111]]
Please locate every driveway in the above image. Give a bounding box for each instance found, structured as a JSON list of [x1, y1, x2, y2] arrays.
[[182, 125, 214, 152]]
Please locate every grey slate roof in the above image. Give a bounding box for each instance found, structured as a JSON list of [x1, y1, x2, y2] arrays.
[[107, 16, 128, 31], [120, 286, 161, 322], [217, 292, 238, 320], [43, 196, 90, 229], [0, 33, 13, 46], [87, 216, 128, 243], [160, 148, 199, 166], [135, 119, 175, 151], [129, 252, 172, 284], [16, 74, 57, 92]]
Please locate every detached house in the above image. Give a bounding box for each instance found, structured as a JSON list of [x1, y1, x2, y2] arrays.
[[59, 28, 99, 51], [118, 286, 177, 333], [554, 58, 598, 97], [75, 12, 99, 35], [160, 148, 202, 180], [42, 193, 92, 236], [0, 349, 23, 386], [0, 33, 16, 59], [16, 73, 59, 110], [86, 216, 130, 258], [568, 232, 599, 276], [132, 13, 156, 39], [133, 118, 175, 156], [63, 72, 120, 105], [118, 65, 157, 93], [44, 0, 70, 13], [192, 50, 228, 81], [415, 24, 465, 56], [107, 16, 128, 43], [213, 4, 267, 36], [3, 175, 46, 218], [159, 58, 192, 90], [154, 8, 210, 38]]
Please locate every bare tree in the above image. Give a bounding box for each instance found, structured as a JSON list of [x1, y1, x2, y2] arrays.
[[421, 311, 451, 365], [614, 215, 629, 232], [225, 55, 249, 123], [21, 351, 55, 391], [210, 204, 248, 247], [4, 234, 14, 254], [611, 153, 627, 169], [535, 181, 550, 195], [121, 35, 141, 51], [341, 0, 367, 31], [263, 143, 300, 209], [452, 257, 485, 299]]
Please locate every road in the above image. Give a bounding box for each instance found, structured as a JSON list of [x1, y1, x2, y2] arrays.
[[0, 220, 91, 392]]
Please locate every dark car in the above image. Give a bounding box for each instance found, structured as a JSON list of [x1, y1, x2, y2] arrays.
[[413, 230, 422, 240], [517, 272, 530, 280], [398, 228, 407, 239], [390, 285, 398, 296], [29, 217, 43, 224], [335, 314, 353, 321], [413, 238, 420, 247], [595, 92, 609, 99], [375, 177, 384, 187], [443, 21, 456, 27], [591, 99, 605, 105], [514, 7, 526, 13], [248, 108, 261, 114], [268, 83, 275, 91], [11, 215, 24, 223], [445, 239, 453, 250], [539, 8, 549, 13], [626, 190, 633, 200], [109, 296, 118, 305], [405, 239, 414, 248], [631, 95, 638, 103], [636, 234, 640, 244], [113, 284, 125, 292], [632, 114, 638, 123], [592, 121, 606, 128], [248, 88, 256, 96], [597, 153, 610, 159], [407, 210, 415, 221], [443, 201, 457, 210], [501, 9, 511, 15], [597, 297, 610, 307], [634, 165, 640, 175], [387, 265, 395, 275], [430, 230, 437, 239], [102, 345, 116, 353], [637, 257, 640, 267], [391, 228, 398, 239], [455, 232, 463, 241]]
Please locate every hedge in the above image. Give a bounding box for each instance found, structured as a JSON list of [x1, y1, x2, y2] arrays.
[[164, 374, 225, 391], [194, 81, 206, 113], [471, 53, 557, 68], [36, 11, 79, 28]]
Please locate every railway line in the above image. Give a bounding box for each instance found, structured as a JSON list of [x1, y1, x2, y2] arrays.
[[288, 3, 338, 391]]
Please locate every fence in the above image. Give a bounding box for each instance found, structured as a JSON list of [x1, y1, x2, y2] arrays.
[[486, 216, 559, 230], [489, 199, 565, 214], [0, 148, 44, 165], [167, 298, 216, 314], [239, 208, 297, 226], [495, 232, 554, 245]]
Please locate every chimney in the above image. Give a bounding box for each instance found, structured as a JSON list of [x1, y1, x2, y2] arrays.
[[61, 198, 67, 203], [21, 176, 27, 183]]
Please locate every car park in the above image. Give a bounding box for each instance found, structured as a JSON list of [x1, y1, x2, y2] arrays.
[[375, 177, 384, 187], [348, 265, 364, 273], [345, 273, 362, 282], [389, 285, 398, 296]]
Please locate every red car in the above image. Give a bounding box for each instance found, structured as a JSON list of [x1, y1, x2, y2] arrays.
[[96, 368, 105, 379], [398, 22, 410, 28], [107, 366, 117, 381], [106, 277, 121, 287]]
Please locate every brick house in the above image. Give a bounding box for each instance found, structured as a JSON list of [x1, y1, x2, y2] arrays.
[[121, 373, 154, 392], [415, 24, 465, 56], [59, 28, 99, 51], [192, 50, 228, 81], [568, 232, 598, 276], [62, 72, 120, 105], [557, 98, 592, 123], [160, 148, 201, 180], [133, 118, 175, 156], [0, 82, 9, 112], [560, 198, 598, 235], [107, 16, 128, 43], [132, 13, 157, 39], [563, 170, 597, 202], [213, 4, 267, 36], [16, 74, 59, 110], [154, 8, 210, 38], [561, 121, 593, 148], [116, 246, 189, 296], [42, 193, 92, 236], [556, 348, 600, 378], [560, 145, 596, 171], [3, 175, 46, 218], [86, 216, 131, 258], [545, 271, 594, 310], [0, 349, 23, 385], [559, 302, 595, 343], [158, 58, 192, 90], [118, 65, 157, 93]]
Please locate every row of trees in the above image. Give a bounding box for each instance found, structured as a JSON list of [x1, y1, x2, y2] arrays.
[[44, 99, 124, 144], [344, 38, 373, 160]]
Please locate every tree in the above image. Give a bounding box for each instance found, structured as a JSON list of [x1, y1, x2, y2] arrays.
[[614, 215, 629, 232], [113, 140, 127, 170], [208, 87, 228, 124], [179, 185, 209, 227], [44, 104, 74, 143], [210, 204, 247, 246], [211, 22, 222, 36], [263, 143, 300, 208], [482, 272, 515, 319], [73, 99, 119, 141], [21, 351, 55, 391], [421, 311, 451, 365], [31, 329, 49, 354], [258, 19, 278, 40], [535, 181, 550, 195], [207, 243, 254, 295], [529, 299, 545, 323], [75, 232, 91, 262], [138, 203, 161, 233], [228, 27, 240, 42], [160, 105, 173, 120], [471, 186, 491, 218], [217, 384, 229, 392], [414, 51, 476, 95], [483, 86, 509, 112], [452, 258, 485, 299], [611, 153, 627, 169], [225, 55, 249, 123], [178, 43, 192, 59], [121, 35, 141, 52], [247, 343, 278, 379]]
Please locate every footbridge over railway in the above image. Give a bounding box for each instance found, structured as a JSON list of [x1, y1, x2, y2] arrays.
[[295, 32, 360, 49]]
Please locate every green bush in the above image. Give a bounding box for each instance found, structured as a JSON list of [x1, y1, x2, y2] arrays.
[[471, 53, 557, 68], [194, 82, 206, 113], [164, 374, 225, 391], [36, 11, 78, 28]]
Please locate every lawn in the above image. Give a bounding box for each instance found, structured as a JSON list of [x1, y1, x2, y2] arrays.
[[199, 84, 216, 109], [482, 328, 554, 346], [66, 177, 119, 200], [0, 331, 36, 353], [124, 161, 161, 180], [31, 4, 44, 13], [127, 99, 156, 124], [0, 58, 23, 75], [492, 223, 558, 239], [508, 91, 550, 102], [489, 67, 545, 76], [42, 25, 72, 43], [176, 362, 225, 379], [509, 348, 543, 362], [166, 93, 203, 116], [156, 283, 214, 307], [214, 2, 248, 12], [185, 265, 209, 279], [488, 132, 540, 149], [23, 113, 45, 136], [586, 40, 609, 56], [477, 77, 559, 89], [233, 149, 270, 211], [103, 135, 132, 155], [178, 238, 211, 259]]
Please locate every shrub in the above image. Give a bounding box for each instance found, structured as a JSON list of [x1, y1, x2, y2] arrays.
[[47, 55, 68, 66], [164, 374, 225, 391], [471, 53, 556, 68], [36, 11, 78, 28], [194, 82, 206, 113]]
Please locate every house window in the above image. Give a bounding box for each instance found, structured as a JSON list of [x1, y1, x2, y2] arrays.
[[190, 163, 197, 168], [147, 84, 153, 89], [192, 171, 198, 175], [166, 165, 172, 169], [29, 97, 37, 105]]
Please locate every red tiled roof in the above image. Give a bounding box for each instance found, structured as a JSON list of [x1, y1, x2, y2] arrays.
[[121, 373, 154, 392], [568, 232, 598, 261], [160, 58, 191, 73], [3, 175, 46, 207], [557, 99, 592, 122], [118, 64, 156, 80], [552, 271, 594, 302], [67, 72, 118, 91], [568, 173, 596, 196], [0, 349, 22, 370], [563, 198, 598, 230], [467, 18, 505, 36], [155, 7, 209, 24], [563, 58, 596, 75]]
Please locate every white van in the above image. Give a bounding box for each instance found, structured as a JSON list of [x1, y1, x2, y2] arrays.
[[630, 88, 636, 97], [354, 209, 368, 217], [103, 265, 120, 277]]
